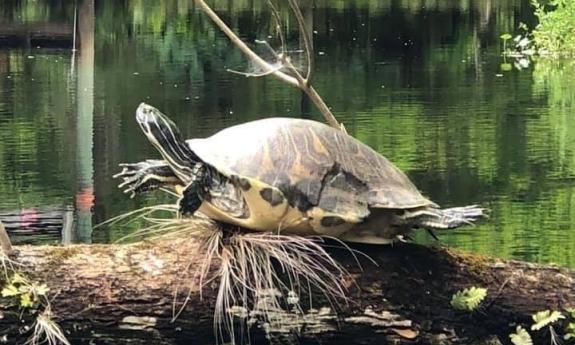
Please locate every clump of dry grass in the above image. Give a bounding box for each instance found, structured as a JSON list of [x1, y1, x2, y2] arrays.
[[213, 230, 348, 343], [102, 205, 351, 344], [0, 254, 70, 345], [26, 308, 70, 345]]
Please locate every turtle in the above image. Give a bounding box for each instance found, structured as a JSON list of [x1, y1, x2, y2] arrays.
[[114, 103, 484, 244]]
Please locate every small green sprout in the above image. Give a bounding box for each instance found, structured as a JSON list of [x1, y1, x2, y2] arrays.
[[510, 326, 533, 345], [565, 323, 575, 341], [450, 286, 487, 311], [531, 310, 565, 331], [501, 33, 513, 53], [1, 284, 19, 297], [1, 273, 50, 308]]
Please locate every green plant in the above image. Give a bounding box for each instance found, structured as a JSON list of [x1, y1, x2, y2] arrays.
[[531, 310, 565, 331], [501, 33, 513, 53], [564, 307, 575, 341], [1, 273, 49, 308], [1, 272, 69, 345], [450, 286, 487, 311], [509, 310, 571, 345], [531, 0, 575, 56], [566, 322, 575, 341], [510, 326, 533, 345]]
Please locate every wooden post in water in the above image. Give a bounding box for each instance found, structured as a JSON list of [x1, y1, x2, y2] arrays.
[[74, 0, 95, 243]]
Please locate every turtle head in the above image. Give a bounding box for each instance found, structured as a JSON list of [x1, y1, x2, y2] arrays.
[[135, 103, 201, 182], [136, 102, 182, 143]]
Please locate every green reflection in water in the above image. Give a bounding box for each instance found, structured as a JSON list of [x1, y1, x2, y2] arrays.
[[1, 0, 575, 269]]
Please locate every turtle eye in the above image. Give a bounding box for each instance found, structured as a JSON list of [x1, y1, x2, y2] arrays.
[[136, 103, 156, 123]]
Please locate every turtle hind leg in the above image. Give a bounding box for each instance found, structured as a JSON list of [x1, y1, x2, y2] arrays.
[[399, 205, 486, 230], [437, 205, 485, 228]]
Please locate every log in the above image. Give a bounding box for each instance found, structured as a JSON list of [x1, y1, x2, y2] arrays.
[[0, 228, 573, 345]]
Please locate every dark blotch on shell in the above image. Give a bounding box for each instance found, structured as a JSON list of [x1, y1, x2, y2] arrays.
[[259, 188, 285, 207], [237, 177, 251, 191], [229, 175, 252, 191], [278, 182, 314, 212], [320, 216, 346, 227]]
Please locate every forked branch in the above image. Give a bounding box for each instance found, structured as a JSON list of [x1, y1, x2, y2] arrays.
[[194, 0, 344, 131]]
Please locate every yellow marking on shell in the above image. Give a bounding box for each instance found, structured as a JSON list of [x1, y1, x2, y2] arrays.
[[200, 176, 291, 232], [307, 207, 357, 237], [286, 130, 307, 177], [275, 206, 315, 235], [260, 141, 274, 175], [291, 162, 306, 177], [309, 127, 329, 155]]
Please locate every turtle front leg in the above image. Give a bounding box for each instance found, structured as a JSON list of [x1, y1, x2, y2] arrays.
[[178, 183, 206, 217], [178, 164, 210, 217], [114, 159, 181, 198]]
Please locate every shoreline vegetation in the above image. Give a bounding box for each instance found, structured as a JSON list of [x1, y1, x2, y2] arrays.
[[502, 0, 575, 58]]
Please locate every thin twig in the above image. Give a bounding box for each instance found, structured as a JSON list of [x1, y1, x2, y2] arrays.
[[287, 0, 313, 83], [265, 0, 287, 56], [255, 39, 281, 58], [195, 0, 298, 87], [483, 277, 510, 311], [194, 0, 343, 131]]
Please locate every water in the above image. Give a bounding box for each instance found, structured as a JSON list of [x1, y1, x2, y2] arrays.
[[1, 0, 574, 268]]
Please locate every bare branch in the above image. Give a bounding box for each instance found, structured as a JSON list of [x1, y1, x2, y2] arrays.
[[255, 39, 282, 60], [265, 0, 288, 56], [194, 0, 297, 87], [226, 63, 284, 78], [194, 0, 343, 131], [288, 0, 314, 83]]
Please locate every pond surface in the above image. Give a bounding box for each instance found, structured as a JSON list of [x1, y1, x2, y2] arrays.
[[1, 0, 575, 268]]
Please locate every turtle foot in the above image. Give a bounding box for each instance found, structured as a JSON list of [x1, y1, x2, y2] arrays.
[[114, 160, 178, 198]]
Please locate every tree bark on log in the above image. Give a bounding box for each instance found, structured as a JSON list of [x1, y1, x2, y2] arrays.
[[0, 235, 573, 345]]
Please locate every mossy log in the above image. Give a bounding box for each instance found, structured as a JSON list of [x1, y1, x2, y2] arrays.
[[0, 232, 574, 345]]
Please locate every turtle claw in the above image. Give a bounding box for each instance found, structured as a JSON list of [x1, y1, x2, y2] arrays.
[[114, 160, 178, 198], [113, 163, 141, 178], [118, 176, 136, 189]]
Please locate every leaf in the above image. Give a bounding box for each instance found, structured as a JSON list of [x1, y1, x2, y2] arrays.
[[34, 284, 50, 296], [501, 63, 513, 72], [566, 307, 575, 319], [564, 323, 575, 340], [450, 287, 487, 311], [531, 310, 565, 331], [1, 284, 20, 297], [19, 293, 33, 308], [11, 273, 26, 284], [501, 33, 513, 41], [17, 284, 30, 293], [510, 326, 533, 345]]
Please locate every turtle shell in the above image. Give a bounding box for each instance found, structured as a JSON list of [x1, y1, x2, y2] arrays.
[[187, 118, 435, 212]]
